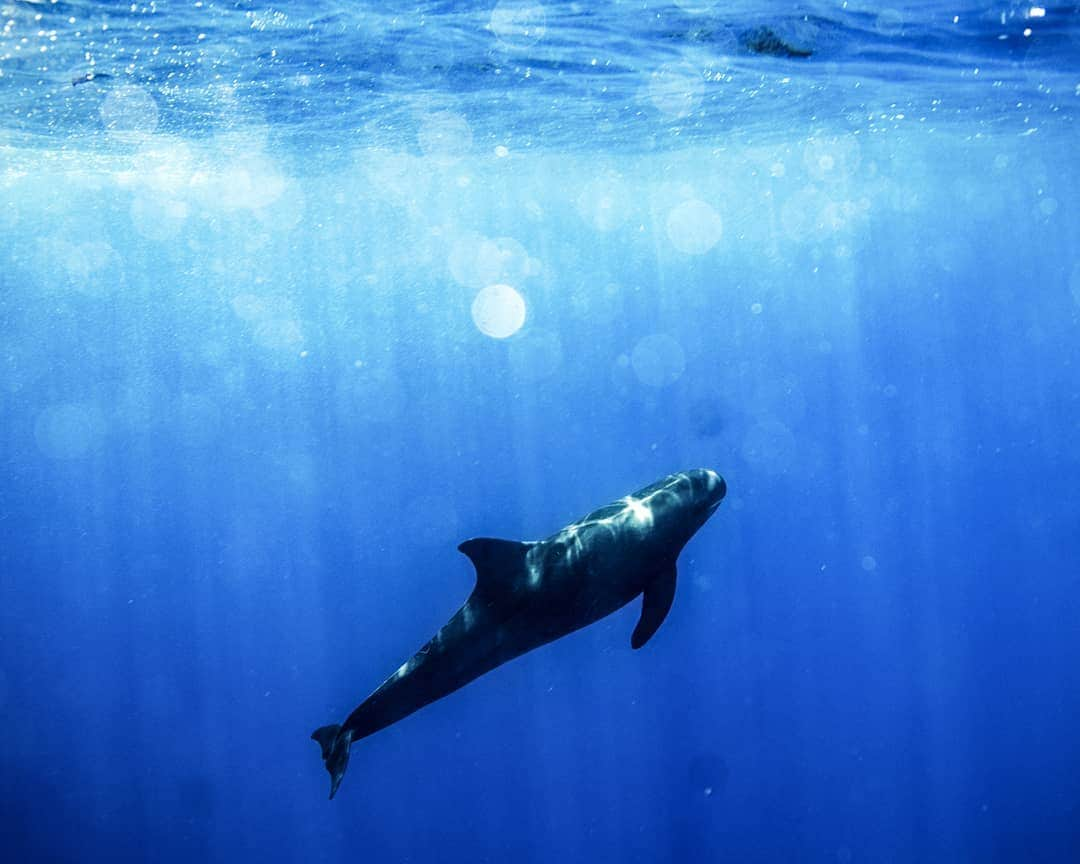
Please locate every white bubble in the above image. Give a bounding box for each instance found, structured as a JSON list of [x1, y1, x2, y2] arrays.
[[1038, 197, 1058, 216], [576, 174, 631, 232], [648, 62, 704, 119], [750, 302, 763, 315], [741, 418, 796, 476], [507, 329, 563, 380], [666, 199, 723, 255], [34, 401, 106, 460], [418, 111, 473, 164], [631, 334, 686, 387], [449, 234, 532, 289], [472, 284, 527, 338], [489, 1, 546, 51], [803, 135, 860, 183], [861, 555, 878, 572], [100, 86, 159, 134]]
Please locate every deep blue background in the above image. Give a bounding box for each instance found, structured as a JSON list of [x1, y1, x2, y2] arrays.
[[3, 3, 1080, 863]]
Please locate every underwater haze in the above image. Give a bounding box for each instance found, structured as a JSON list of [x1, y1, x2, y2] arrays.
[[2, 1, 1080, 862]]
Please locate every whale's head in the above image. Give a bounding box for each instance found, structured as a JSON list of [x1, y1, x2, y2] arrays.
[[627, 468, 725, 552], [681, 467, 727, 524]]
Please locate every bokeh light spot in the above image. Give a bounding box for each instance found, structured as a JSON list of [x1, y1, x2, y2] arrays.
[[666, 199, 723, 254], [577, 175, 631, 232], [489, 1, 547, 50], [449, 234, 533, 289], [648, 62, 705, 118], [472, 284, 527, 338], [207, 158, 287, 211], [803, 135, 861, 183], [418, 111, 473, 164], [631, 334, 686, 387]]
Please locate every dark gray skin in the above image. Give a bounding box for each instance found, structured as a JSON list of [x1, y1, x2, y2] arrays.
[[312, 468, 726, 799]]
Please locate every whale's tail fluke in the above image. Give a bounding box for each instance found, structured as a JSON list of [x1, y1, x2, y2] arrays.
[[311, 723, 353, 800]]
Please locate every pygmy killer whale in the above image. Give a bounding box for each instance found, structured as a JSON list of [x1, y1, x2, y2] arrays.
[[312, 468, 726, 799]]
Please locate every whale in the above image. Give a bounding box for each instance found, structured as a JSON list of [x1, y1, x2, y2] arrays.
[[311, 468, 726, 799]]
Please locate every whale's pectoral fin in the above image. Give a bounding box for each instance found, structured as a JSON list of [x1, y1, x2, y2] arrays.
[[458, 537, 534, 599], [311, 723, 353, 800], [631, 565, 677, 650]]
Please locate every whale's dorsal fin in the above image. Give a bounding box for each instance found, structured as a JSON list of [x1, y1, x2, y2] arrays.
[[631, 564, 677, 649], [458, 538, 534, 598]]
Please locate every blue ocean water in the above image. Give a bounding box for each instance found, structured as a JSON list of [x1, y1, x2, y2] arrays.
[[2, 1, 1079, 861]]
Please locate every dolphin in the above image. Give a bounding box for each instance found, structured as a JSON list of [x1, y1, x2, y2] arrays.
[[312, 468, 726, 799]]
